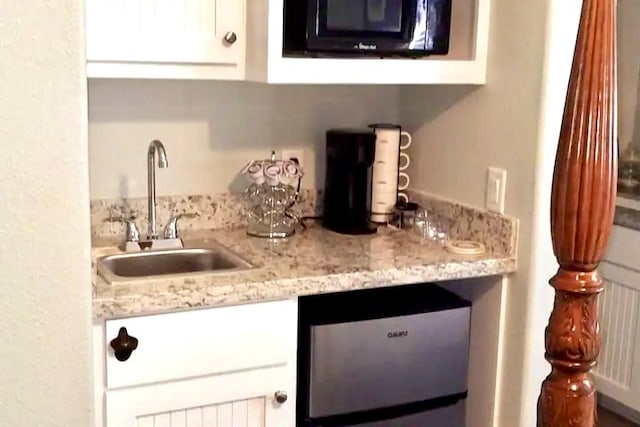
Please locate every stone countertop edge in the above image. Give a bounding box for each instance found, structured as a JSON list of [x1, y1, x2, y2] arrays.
[[616, 193, 640, 231], [615, 206, 640, 231], [92, 226, 517, 320]]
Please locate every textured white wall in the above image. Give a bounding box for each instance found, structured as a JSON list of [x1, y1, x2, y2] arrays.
[[0, 2, 93, 426], [517, 0, 581, 424], [399, 0, 581, 424], [89, 81, 399, 199]]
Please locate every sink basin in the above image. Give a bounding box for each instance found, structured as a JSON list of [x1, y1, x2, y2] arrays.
[[97, 242, 253, 283]]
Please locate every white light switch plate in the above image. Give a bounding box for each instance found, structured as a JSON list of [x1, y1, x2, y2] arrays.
[[486, 167, 507, 214]]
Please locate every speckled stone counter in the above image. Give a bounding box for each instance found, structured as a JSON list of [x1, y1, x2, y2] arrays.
[[616, 192, 640, 231], [92, 225, 517, 319], [615, 206, 640, 231]]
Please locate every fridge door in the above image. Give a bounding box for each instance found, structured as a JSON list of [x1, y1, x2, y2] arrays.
[[308, 307, 470, 418]]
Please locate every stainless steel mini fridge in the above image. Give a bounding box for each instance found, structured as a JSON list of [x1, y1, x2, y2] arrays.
[[297, 283, 471, 427]]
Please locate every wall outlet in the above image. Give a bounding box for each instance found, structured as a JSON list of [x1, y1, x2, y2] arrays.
[[485, 167, 507, 214], [281, 149, 305, 167]]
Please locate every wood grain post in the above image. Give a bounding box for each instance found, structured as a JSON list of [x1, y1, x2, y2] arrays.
[[537, 0, 617, 425]]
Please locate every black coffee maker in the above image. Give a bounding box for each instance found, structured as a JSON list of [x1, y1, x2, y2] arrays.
[[323, 129, 377, 235]]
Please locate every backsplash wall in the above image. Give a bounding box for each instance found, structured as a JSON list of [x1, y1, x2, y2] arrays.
[[89, 80, 399, 199]]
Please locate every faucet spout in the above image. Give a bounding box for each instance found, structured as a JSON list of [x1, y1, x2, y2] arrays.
[[147, 140, 168, 240]]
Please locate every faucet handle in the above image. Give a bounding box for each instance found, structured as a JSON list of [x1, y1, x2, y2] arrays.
[[105, 216, 140, 242], [164, 212, 199, 239]]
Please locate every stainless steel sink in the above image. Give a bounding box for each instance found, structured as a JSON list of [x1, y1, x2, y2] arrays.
[[97, 242, 253, 283]]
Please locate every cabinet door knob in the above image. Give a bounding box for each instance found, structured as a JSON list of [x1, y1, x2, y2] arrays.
[[109, 327, 138, 362], [223, 31, 237, 45], [274, 390, 288, 404]]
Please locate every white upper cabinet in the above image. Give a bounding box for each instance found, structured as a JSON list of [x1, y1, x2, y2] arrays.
[[245, 0, 491, 84], [86, 0, 246, 79], [85, 0, 490, 84]]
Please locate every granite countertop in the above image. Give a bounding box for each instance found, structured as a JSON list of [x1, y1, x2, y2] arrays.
[[616, 191, 640, 231], [92, 224, 517, 320], [619, 190, 640, 203]]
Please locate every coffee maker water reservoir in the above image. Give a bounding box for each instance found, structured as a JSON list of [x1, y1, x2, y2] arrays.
[[322, 129, 377, 235]]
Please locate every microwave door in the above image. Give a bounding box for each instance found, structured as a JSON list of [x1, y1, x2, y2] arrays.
[[284, 0, 449, 56], [319, 0, 406, 34], [365, 0, 403, 32], [308, 0, 419, 53], [367, 0, 387, 23]]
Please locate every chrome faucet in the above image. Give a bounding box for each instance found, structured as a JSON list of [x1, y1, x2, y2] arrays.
[[107, 140, 196, 251], [147, 140, 168, 240]]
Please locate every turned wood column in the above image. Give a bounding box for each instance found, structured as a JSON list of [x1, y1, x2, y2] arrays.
[[537, 0, 617, 425]]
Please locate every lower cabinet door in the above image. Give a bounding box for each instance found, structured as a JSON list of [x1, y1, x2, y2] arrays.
[[104, 365, 295, 427], [136, 398, 265, 427], [594, 261, 640, 412]]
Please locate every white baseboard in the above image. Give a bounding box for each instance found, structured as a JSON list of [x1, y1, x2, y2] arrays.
[[599, 393, 640, 424]]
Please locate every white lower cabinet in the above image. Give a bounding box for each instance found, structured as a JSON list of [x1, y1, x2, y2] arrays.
[[106, 366, 292, 427], [136, 398, 264, 427], [594, 225, 640, 412], [94, 300, 297, 427], [595, 262, 640, 411]]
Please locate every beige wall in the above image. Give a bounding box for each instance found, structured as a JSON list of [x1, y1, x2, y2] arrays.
[[400, 0, 582, 424], [0, 1, 93, 426], [89, 81, 399, 199], [618, 0, 640, 150]]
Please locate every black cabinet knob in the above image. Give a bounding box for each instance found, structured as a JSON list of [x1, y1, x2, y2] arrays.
[[274, 390, 288, 404], [109, 327, 138, 362]]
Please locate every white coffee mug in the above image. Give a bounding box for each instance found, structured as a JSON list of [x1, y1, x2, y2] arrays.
[[398, 172, 410, 190], [399, 152, 410, 171], [400, 131, 412, 150]]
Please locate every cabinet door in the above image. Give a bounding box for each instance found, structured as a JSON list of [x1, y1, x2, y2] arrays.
[[136, 398, 265, 427], [104, 299, 297, 389], [594, 261, 640, 412], [86, 0, 244, 66], [104, 365, 295, 427]]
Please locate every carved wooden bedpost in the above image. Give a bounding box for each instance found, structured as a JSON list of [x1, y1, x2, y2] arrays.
[[537, 0, 617, 425]]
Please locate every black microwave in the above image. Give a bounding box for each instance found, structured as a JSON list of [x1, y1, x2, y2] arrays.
[[283, 0, 452, 57]]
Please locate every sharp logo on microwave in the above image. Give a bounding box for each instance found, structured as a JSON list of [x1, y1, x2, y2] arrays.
[[354, 42, 377, 50], [387, 330, 409, 338]]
